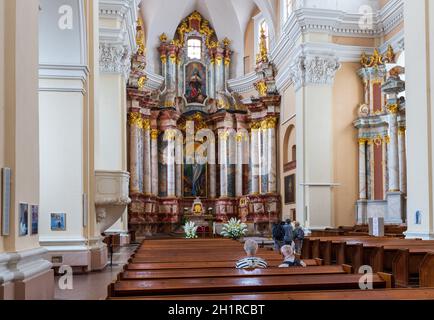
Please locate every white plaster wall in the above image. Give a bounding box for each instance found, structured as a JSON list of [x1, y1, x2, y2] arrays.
[[8, 0, 41, 252], [97, 74, 128, 234], [405, 0, 434, 238], [0, 0, 5, 253], [95, 75, 126, 171], [39, 91, 84, 239], [304, 85, 333, 228], [39, 0, 85, 65]]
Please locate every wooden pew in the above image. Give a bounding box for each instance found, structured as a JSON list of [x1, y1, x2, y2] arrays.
[[108, 288, 434, 301], [125, 258, 323, 271], [119, 265, 352, 280], [109, 273, 390, 297]]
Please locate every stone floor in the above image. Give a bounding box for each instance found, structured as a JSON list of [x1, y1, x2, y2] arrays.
[[54, 244, 137, 300]]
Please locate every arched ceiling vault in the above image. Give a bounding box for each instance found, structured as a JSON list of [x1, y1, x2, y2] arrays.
[[139, 0, 277, 78]]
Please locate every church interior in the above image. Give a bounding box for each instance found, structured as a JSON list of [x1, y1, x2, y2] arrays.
[[1, 0, 434, 302]]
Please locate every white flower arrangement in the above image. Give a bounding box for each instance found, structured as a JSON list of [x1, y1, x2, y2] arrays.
[[220, 218, 248, 240], [183, 221, 198, 239]]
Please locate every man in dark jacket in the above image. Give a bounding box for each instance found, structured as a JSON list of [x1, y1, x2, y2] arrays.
[[282, 219, 294, 245], [272, 222, 284, 251]]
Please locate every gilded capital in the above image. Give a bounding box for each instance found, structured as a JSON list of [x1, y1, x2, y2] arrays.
[[387, 104, 399, 114], [128, 112, 143, 129], [151, 129, 159, 140]]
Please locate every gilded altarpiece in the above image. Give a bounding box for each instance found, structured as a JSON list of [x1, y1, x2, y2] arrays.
[[127, 12, 282, 237]]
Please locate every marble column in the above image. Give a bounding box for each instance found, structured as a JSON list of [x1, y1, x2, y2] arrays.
[[209, 136, 217, 199], [129, 112, 142, 193], [260, 121, 269, 194], [143, 118, 152, 195], [398, 127, 407, 194], [387, 105, 400, 192], [358, 139, 367, 199], [175, 133, 183, 198], [250, 125, 260, 194], [219, 130, 229, 197], [151, 129, 159, 196], [368, 139, 375, 200], [235, 133, 244, 197], [267, 118, 277, 193], [166, 130, 176, 197]]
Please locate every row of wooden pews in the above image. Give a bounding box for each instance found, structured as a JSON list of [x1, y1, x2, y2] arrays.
[[107, 238, 434, 300], [301, 236, 434, 287]]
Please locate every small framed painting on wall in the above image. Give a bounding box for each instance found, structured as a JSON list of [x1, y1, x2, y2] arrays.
[[51, 213, 66, 231]]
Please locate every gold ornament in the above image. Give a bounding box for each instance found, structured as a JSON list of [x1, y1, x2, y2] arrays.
[[255, 80, 268, 97], [136, 18, 145, 56], [387, 104, 399, 114], [138, 76, 147, 90], [151, 129, 159, 140], [256, 26, 269, 64], [128, 112, 143, 129]]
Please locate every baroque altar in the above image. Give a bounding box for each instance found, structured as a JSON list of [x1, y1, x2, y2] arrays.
[[354, 46, 407, 224], [126, 12, 282, 237]]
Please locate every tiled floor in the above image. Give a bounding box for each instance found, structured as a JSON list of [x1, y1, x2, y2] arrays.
[[54, 245, 137, 300]]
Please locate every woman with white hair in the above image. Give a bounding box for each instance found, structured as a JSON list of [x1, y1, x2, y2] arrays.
[[278, 245, 307, 268], [235, 239, 268, 269]]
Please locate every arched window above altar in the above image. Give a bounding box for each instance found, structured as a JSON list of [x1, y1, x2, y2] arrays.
[[187, 38, 202, 60]]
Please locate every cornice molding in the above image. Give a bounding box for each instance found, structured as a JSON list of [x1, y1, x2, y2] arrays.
[[99, 0, 140, 76]]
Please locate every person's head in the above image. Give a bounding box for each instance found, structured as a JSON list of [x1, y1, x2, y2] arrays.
[[294, 221, 300, 228], [244, 239, 259, 257], [286, 219, 292, 224], [281, 245, 294, 258]]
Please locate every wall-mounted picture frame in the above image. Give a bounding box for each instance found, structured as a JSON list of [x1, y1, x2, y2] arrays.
[[51, 213, 66, 231], [19, 203, 29, 237], [1, 168, 11, 236], [31, 205, 39, 235], [284, 174, 296, 205]]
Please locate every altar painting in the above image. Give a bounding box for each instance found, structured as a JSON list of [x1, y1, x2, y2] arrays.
[[185, 62, 207, 104]]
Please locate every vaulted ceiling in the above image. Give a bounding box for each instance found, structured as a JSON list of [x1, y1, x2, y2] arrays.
[[139, 0, 278, 77]]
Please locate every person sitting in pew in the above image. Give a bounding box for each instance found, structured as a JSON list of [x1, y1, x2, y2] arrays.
[[235, 239, 268, 269], [279, 245, 307, 268]]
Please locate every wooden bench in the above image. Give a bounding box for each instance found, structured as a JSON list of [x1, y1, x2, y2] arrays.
[[119, 265, 352, 280], [108, 288, 434, 301], [109, 273, 391, 297], [125, 258, 323, 270]]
